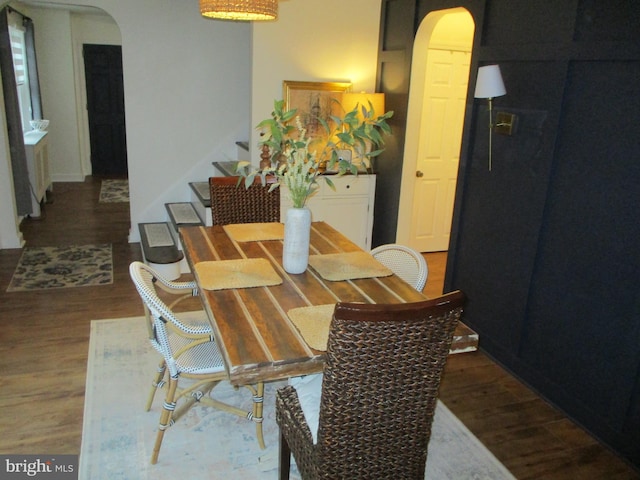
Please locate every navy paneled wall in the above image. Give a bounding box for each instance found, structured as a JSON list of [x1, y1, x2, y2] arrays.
[[377, 0, 640, 467]]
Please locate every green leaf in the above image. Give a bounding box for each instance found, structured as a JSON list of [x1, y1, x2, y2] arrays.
[[245, 172, 256, 188], [324, 176, 335, 190], [318, 116, 331, 134], [368, 148, 385, 158], [337, 132, 355, 145], [256, 118, 274, 130], [268, 182, 280, 193], [282, 109, 297, 122], [236, 160, 250, 171]]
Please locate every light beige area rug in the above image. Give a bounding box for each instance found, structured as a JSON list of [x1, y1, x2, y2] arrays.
[[80, 315, 516, 480]]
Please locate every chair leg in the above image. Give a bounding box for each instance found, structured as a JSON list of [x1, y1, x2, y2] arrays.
[[278, 429, 291, 480], [253, 382, 265, 449], [146, 360, 167, 411], [151, 374, 178, 465]]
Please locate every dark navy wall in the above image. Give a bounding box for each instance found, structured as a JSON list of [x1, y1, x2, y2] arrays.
[[376, 0, 640, 468]]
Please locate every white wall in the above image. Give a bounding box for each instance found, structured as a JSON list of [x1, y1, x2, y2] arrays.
[[79, 0, 251, 243], [0, 0, 251, 244], [251, 0, 382, 164], [30, 8, 83, 181], [0, 69, 22, 248], [0, 0, 382, 248]]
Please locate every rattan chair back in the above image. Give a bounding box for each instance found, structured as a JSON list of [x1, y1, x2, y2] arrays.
[[276, 290, 466, 479], [209, 176, 280, 225], [370, 243, 428, 292]]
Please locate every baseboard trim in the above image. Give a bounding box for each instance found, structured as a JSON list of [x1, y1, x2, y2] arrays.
[[51, 174, 85, 182]]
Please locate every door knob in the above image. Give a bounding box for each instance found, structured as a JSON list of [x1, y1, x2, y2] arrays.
[[416, 171, 424, 177]]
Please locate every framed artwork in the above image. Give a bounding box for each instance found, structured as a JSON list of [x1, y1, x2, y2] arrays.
[[283, 80, 351, 142]]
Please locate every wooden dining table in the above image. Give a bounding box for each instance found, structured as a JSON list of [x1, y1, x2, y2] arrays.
[[179, 221, 428, 386]]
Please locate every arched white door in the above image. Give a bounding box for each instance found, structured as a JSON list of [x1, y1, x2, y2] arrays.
[[396, 9, 474, 252], [410, 47, 470, 252]]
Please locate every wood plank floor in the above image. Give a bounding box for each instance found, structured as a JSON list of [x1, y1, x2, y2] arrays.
[[0, 176, 637, 479]]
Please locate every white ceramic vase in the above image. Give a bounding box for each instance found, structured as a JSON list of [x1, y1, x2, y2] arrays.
[[283, 206, 311, 274]]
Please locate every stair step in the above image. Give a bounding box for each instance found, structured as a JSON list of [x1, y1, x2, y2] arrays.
[[165, 202, 203, 228], [138, 222, 184, 265], [235, 141, 249, 152], [212, 161, 238, 177], [189, 182, 210, 207]]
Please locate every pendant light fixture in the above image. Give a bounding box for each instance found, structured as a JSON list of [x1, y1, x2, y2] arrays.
[[200, 0, 278, 21]]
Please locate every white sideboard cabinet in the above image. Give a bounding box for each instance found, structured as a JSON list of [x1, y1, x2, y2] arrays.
[[23, 131, 51, 217], [280, 174, 376, 250]]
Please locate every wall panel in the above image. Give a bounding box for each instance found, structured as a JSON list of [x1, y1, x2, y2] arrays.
[[379, 0, 640, 467]]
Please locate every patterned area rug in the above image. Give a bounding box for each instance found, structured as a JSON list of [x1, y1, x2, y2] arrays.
[[7, 244, 113, 292], [80, 315, 516, 480], [99, 179, 129, 203]]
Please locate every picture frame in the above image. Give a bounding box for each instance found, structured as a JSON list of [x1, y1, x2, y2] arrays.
[[282, 80, 351, 142]]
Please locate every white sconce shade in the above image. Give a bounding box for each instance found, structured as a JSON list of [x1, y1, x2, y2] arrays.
[[474, 65, 506, 99], [342, 92, 385, 118]]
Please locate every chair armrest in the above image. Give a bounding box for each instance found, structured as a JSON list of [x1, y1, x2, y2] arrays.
[[152, 273, 200, 311]]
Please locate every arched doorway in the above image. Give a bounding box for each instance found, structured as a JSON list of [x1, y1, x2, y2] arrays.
[[5, 2, 125, 180], [396, 8, 474, 252]]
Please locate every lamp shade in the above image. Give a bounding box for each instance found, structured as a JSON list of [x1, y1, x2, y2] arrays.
[[200, 0, 278, 21], [342, 92, 385, 118], [474, 65, 506, 99]]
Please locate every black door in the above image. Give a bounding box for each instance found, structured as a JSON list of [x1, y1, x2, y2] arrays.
[[83, 44, 127, 176]]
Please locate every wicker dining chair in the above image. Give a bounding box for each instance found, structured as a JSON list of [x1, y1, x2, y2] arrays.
[[276, 290, 466, 480], [209, 175, 280, 225], [370, 243, 428, 292], [129, 261, 265, 464]]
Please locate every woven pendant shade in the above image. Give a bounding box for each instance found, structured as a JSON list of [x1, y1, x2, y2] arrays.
[[200, 0, 278, 21]]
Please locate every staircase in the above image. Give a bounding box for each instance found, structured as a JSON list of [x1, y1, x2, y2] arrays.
[[138, 180, 215, 281], [137, 143, 242, 279]]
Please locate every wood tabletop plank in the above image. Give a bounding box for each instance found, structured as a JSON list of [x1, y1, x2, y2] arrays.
[[179, 222, 427, 385]]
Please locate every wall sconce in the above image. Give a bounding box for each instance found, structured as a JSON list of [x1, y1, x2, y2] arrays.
[[200, 0, 278, 21], [474, 64, 506, 171]]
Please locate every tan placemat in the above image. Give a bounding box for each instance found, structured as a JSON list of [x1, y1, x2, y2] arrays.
[[308, 251, 393, 281], [223, 223, 284, 242], [287, 304, 335, 351], [194, 258, 282, 290]]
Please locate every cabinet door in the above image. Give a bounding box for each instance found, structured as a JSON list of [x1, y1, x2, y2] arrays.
[[320, 195, 371, 248]]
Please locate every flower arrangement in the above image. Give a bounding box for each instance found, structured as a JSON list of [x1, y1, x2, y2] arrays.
[[236, 99, 393, 208]]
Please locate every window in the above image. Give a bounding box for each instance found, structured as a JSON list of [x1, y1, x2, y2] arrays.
[[8, 22, 33, 132]]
